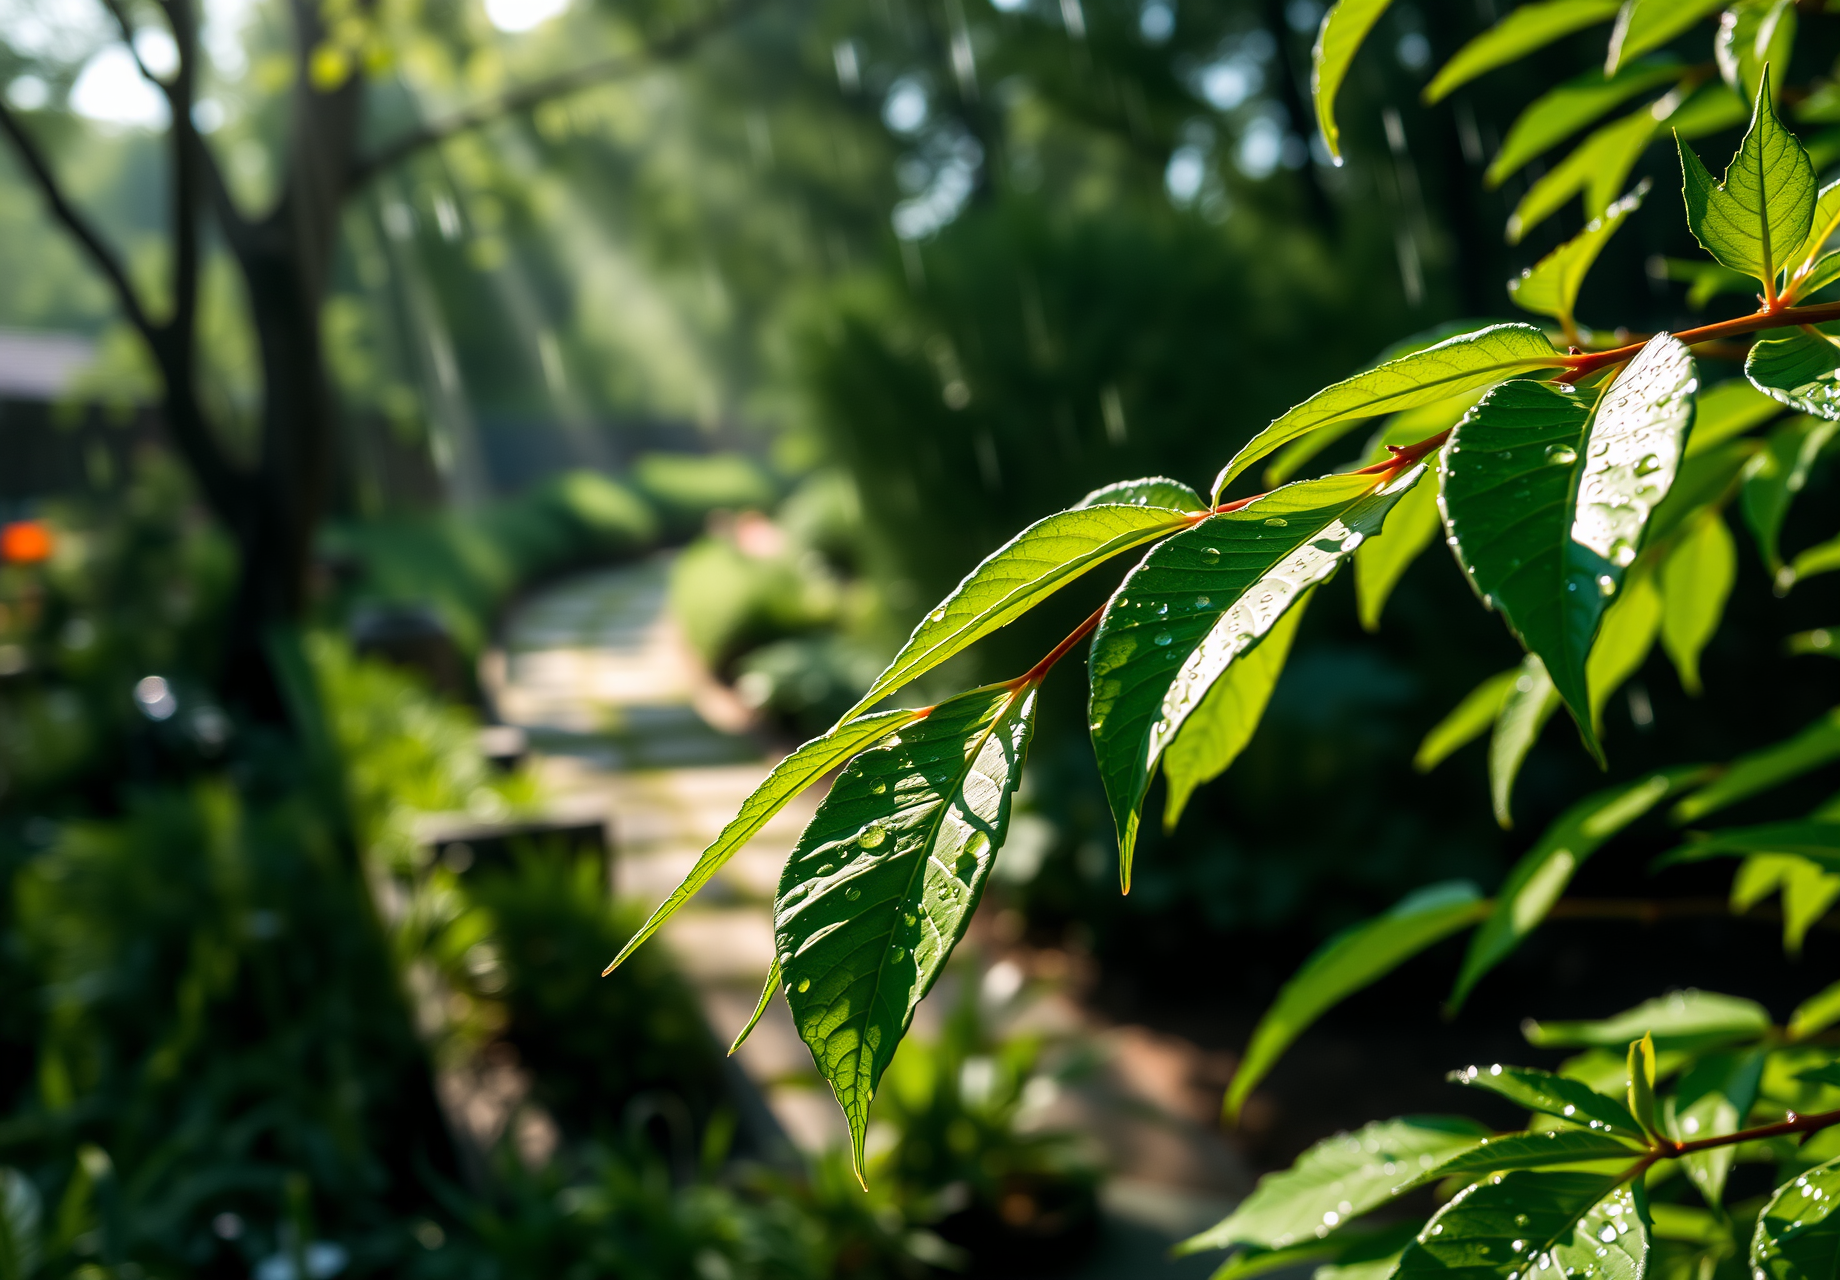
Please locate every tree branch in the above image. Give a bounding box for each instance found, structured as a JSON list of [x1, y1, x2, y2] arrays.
[[0, 101, 159, 345], [348, 1, 756, 186]]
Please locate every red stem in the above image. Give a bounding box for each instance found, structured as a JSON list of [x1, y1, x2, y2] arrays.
[[1011, 602, 1107, 689], [1565, 299, 1840, 375]]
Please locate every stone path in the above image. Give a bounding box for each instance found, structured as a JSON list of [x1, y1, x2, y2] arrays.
[[485, 556, 1252, 1275]]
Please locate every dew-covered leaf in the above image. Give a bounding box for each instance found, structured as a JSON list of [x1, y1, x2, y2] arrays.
[[1182, 1116, 1491, 1253], [1075, 476, 1207, 511], [1416, 668, 1520, 773], [1440, 335, 1697, 761], [1414, 1129, 1647, 1185], [1225, 882, 1489, 1120], [1492, 655, 1561, 829], [1312, 0, 1395, 163], [1423, 0, 1623, 105], [606, 707, 924, 974], [842, 503, 1195, 721], [1680, 73, 1817, 288], [1745, 328, 1840, 423], [1091, 469, 1420, 889], [1524, 990, 1772, 1052], [1487, 59, 1683, 187], [1660, 510, 1736, 695], [776, 683, 1038, 1176], [1606, 0, 1726, 72], [1673, 706, 1840, 822], [1510, 182, 1650, 332], [1213, 325, 1564, 498], [1751, 1153, 1840, 1280], [1551, 1185, 1649, 1280], [1449, 1064, 1645, 1140], [1452, 768, 1708, 1010], [1357, 464, 1443, 631], [1161, 589, 1310, 831], [1395, 1169, 1637, 1280]]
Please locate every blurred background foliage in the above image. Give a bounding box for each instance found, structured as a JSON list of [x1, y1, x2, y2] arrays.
[[1, 0, 1838, 1269]]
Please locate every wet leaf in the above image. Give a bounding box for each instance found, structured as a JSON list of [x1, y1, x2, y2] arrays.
[[1414, 1129, 1647, 1185], [1448, 1064, 1645, 1140], [776, 683, 1038, 1177], [1551, 1185, 1649, 1280], [1751, 1154, 1840, 1280], [1715, 0, 1795, 108], [1680, 73, 1816, 288], [1161, 589, 1310, 831], [1182, 1116, 1491, 1252], [1312, 0, 1396, 163], [1090, 469, 1420, 889], [1606, 0, 1726, 72], [1075, 476, 1206, 511], [606, 707, 925, 974], [1669, 1049, 1765, 1204], [1395, 1169, 1637, 1280], [1745, 328, 1840, 422], [1213, 325, 1564, 498]]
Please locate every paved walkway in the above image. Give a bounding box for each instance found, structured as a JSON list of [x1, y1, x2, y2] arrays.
[[485, 556, 1252, 1274]]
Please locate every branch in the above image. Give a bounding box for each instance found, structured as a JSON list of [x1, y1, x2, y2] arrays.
[[348, 1, 758, 187], [1564, 297, 1840, 376], [0, 100, 159, 345], [1664, 1106, 1840, 1156]]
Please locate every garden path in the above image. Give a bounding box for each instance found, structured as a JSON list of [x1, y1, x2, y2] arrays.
[[486, 557, 1251, 1275]]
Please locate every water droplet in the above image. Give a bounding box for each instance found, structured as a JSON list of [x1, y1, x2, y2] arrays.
[[1610, 540, 1636, 567], [859, 825, 887, 848], [930, 609, 946, 622], [1156, 602, 1169, 616], [937, 885, 952, 899], [1153, 630, 1173, 646], [1263, 517, 1289, 527], [797, 977, 811, 992], [817, 863, 835, 876], [1599, 1228, 1616, 1244], [844, 886, 861, 901], [888, 944, 906, 961], [1200, 548, 1220, 564], [1513, 1240, 1527, 1253], [1546, 445, 1578, 466], [1340, 531, 1365, 551], [1597, 575, 1617, 597], [1635, 453, 1661, 475], [780, 951, 794, 966], [964, 832, 991, 857], [1195, 596, 1210, 609], [903, 911, 916, 927], [1515, 1216, 1531, 1228]]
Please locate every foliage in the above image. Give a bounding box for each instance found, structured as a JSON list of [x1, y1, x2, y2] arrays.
[[617, 34, 1840, 1280]]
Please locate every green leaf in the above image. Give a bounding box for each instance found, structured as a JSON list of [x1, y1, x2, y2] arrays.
[[1668, 1049, 1766, 1205], [1488, 59, 1684, 187], [1441, 335, 1698, 762], [606, 707, 924, 974], [1448, 1064, 1645, 1140], [1414, 1129, 1647, 1185], [1679, 73, 1817, 289], [1182, 1116, 1491, 1253], [1423, 0, 1623, 105], [1793, 251, 1840, 302], [1687, 381, 1780, 456], [1416, 668, 1520, 773], [1785, 533, 1840, 589], [841, 502, 1195, 721], [1162, 589, 1311, 831], [1395, 1169, 1637, 1280], [1789, 180, 1840, 284], [1671, 83, 1753, 141], [1224, 882, 1489, 1121], [1715, 0, 1795, 109], [1745, 329, 1840, 423], [1660, 510, 1737, 695], [1628, 1032, 1660, 1137], [1552, 1185, 1649, 1280], [1673, 706, 1840, 822], [1524, 989, 1772, 1052], [729, 959, 780, 1056], [1651, 439, 1762, 548], [1213, 324, 1565, 499], [1312, 0, 1395, 164], [1751, 1154, 1840, 1280], [1509, 182, 1650, 333], [1491, 655, 1561, 828], [1789, 980, 1840, 1039], [1585, 566, 1662, 737], [1662, 820, 1840, 867], [1507, 91, 1680, 244], [1356, 463, 1443, 631], [1204, 1240, 1345, 1280], [776, 683, 1038, 1176], [1309, 1224, 1429, 1280], [1740, 415, 1840, 575], [1658, 255, 1764, 309], [1606, 0, 1726, 73], [1076, 476, 1206, 511], [1452, 768, 1708, 1011], [1091, 469, 1421, 889]]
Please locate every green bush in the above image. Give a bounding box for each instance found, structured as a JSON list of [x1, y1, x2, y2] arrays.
[[631, 452, 779, 542]]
